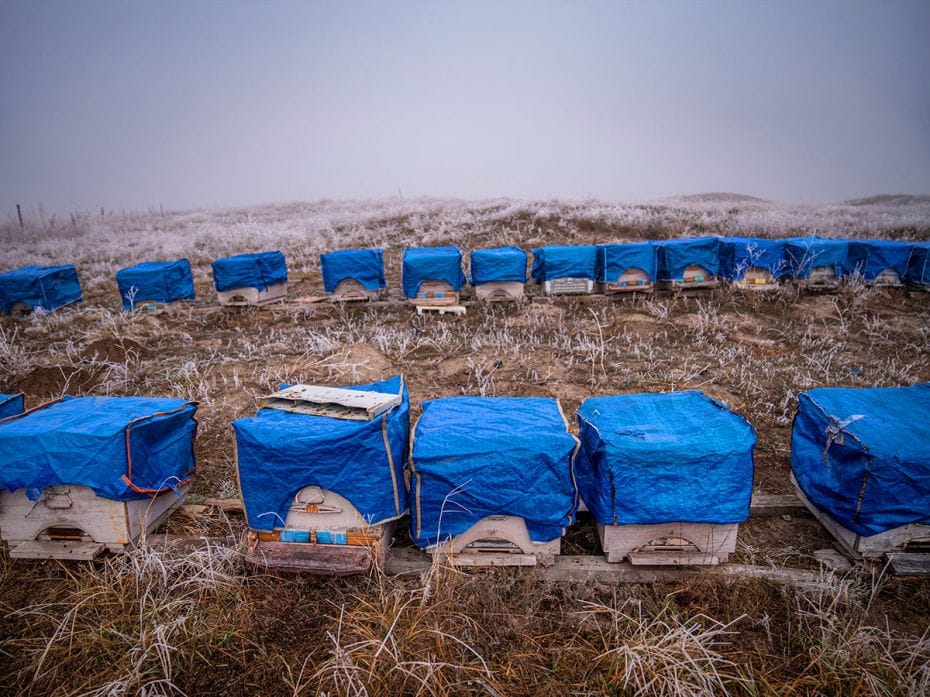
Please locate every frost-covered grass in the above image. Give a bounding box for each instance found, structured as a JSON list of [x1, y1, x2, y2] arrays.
[[1, 196, 930, 695]]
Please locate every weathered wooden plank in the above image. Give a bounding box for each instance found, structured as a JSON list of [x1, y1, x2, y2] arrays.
[[204, 498, 244, 513], [259, 385, 401, 421], [245, 541, 372, 576], [9, 540, 105, 561], [749, 493, 808, 517], [886, 553, 930, 577]]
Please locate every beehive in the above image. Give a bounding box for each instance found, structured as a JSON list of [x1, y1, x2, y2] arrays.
[[410, 396, 578, 567], [470, 247, 527, 301], [576, 391, 755, 566], [596, 243, 656, 295], [212, 251, 288, 306], [531, 246, 597, 296], [233, 377, 409, 575], [0, 397, 197, 560], [0, 265, 82, 316], [320, 249, 387, 302], [791, 384, 930, 560]]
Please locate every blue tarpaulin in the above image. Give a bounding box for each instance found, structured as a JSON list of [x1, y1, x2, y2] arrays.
[[469, 247, 528, 284], [0, 265, 82, 315], [410, 397, 578, 548], [596, 243, 657, 283], [116, 259, 195, 309], [576, 391, 756, 525], [906, 242, 930, 286], [791, 384, 930, 537], [0, 396, 197, 501], [720, 237, 787, 279], [0, 394, 24, 420], [211, 251, 287, 292], [233, 376, 409, 531], [783, 238, 849, 279], [655, 238, 722, 280], [320, 249, 386, 293], [401, 247, 466, 298], [845, 240, 914, 281], [531, 246, 597, 282]]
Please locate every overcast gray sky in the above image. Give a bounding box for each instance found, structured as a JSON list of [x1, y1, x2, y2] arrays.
[[1, 0, 929, 214]]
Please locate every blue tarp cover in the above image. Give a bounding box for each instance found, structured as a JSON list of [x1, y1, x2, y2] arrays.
[[790, 383, 930, 537], [410, 396, 578, 548], [469, 246, 528, 284], [116, 259, 195, 309], [845, 240, 914, 280], [233, 376, 409, 531], [720, 237, 787, 279], [0, 396, 197, 501], [211, 251, 287, 292], [0, 265, 82, 315], [783, 238, 848, 279], [655, 238, 722, 280], [906, 242, 930, 286], [0, 394, 24, 420], [531, 246, 597, 282], [320, 249, 386, 293], [576, 391, 756, 525], [402, 247, 466, 298], [596, 243, 657, 283]]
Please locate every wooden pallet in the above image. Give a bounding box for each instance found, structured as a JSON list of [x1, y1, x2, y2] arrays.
[[474, 281, 524, 302], [245, 540, 374, 575], [791, 473, 930, 559], [416, 304, 466, 316], [0, 484, 187, 559], [427, 515, 561, 567], [259, 385, 401, 420], [217, 282, 288, 307], [597, 522, 739, 566]]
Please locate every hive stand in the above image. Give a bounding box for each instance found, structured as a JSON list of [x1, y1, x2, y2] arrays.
[[657, 264, 720, 296], [330, 278, 384, 303], [244, 487, 396, 575], [474, 281, 524, 302], [542, 278, 595, 296], [0, 484, 188, 560], [597, 522, 739, 566], [427, 515, 561, 567], [791, 473, 930, 564], [217, 282, 288, 307], [731, 267, 780, 292], [600, 268, 654, 295]]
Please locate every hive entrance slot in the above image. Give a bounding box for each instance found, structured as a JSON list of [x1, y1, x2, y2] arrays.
[[40, 526, 88, 542], [465, 537, 524, 554], [636, 536, 701, 554], [901, 536, 930, 554]]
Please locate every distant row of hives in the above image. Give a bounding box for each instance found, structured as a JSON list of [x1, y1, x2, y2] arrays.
[[2, 236, 929, 315], [0, 381, 927, 575]]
